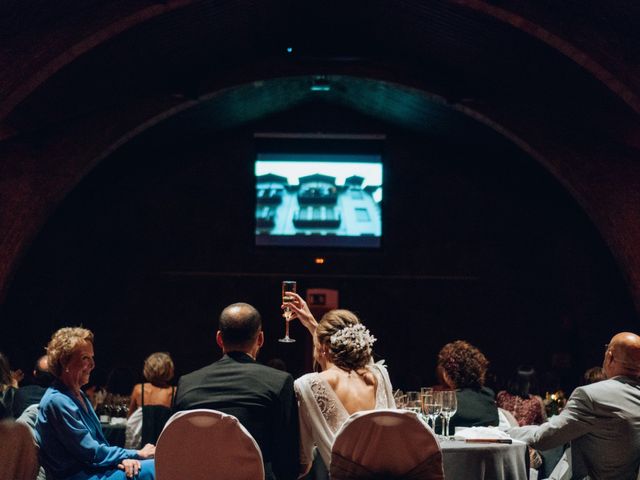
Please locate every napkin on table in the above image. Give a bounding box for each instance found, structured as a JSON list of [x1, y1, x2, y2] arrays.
[[453, 426, 512, 441]]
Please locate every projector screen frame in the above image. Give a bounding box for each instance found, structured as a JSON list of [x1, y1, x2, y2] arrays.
[[253, 132, 386, 251]]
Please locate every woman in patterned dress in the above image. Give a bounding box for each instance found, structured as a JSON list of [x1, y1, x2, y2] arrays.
[[496, 366, 546, 426], [285, 293, 395, 476]]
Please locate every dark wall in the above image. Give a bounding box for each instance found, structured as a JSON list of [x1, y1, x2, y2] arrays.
[[1, 103, 635, 394]]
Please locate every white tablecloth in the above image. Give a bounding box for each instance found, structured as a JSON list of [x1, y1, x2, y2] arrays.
[[440, 438, 528, 480]]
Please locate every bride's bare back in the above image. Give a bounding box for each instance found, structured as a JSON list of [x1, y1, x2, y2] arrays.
[[321, 367, 378, 415]]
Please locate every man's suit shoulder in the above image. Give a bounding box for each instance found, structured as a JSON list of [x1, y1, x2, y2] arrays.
[[245, 362, 295, 387], [572, 377, 640, 408], [179, 358, 293, 387], [178, 362, 216, 384]]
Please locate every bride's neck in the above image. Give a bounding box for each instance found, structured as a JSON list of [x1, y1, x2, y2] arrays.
[[326, 363, 366, 377]]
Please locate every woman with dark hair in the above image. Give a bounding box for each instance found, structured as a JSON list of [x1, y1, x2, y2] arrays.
[[0, 351, 18, 417], [437, 340, 499, 431], [497, 366, 546, 426], [286, 293, 395, 476]]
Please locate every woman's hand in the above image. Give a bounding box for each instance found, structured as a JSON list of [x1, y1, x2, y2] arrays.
[[283, 292, 318, 334], [118, 459, 142, 478], [136, 443, 155, 459]]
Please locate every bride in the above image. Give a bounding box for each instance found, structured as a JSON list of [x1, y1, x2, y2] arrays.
[[285, 293, 395, 475]]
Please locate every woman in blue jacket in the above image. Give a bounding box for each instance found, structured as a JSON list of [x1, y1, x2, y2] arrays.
[[36, 327, 155, 480]]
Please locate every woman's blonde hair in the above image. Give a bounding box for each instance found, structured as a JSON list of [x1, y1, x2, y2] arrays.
[[143, 352, 174, 387], [316, 309, 374, 371], [47, 327, 94, 378]]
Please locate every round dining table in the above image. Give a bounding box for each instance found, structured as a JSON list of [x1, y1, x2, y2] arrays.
[[440, 438, 529, 480]]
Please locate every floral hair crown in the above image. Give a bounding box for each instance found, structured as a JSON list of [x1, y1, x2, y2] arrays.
[[329, 323, 377, 352]]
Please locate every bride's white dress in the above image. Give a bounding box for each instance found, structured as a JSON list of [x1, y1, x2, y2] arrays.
[[294, 362, 396, 467]]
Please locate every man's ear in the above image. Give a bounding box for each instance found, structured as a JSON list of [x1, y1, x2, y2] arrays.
[[216, 331, 224, 350], [256, 330, 264, 348]]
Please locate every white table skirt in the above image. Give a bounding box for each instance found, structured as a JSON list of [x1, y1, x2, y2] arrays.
[[440, 438, 529, 480]]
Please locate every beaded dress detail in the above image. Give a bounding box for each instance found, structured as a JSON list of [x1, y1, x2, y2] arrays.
[[294, 362, 396, 466]]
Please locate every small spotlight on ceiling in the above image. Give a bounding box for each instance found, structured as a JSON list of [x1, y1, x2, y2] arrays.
[[286, 47, 293, 54], [310, 76, 331, 92], [314, 257, 325, 265]]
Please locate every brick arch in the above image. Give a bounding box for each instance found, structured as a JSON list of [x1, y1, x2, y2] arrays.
[[1, 2, 639, 314], [0, 0, 198, 124]]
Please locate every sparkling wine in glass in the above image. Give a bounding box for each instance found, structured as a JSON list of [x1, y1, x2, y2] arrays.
[[423, 390, 442, 431], [279, 280, 297, 343], [441, 390, 458, 437]]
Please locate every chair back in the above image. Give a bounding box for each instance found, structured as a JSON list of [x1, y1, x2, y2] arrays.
[[0, 420, 39, 480], [155, 409, 264, 480], [330, 409, 444, 480], [498, 408, 519, 428]]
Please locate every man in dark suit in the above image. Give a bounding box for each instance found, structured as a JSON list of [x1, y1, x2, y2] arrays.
[[12, 355, 53, 418], [174, 302, 300, 480]]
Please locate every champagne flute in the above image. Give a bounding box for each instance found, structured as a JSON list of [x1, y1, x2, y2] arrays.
[[441, 390, 458, 438], [405, 391, 421, 414], [279, 280, 297, 343], [423, 390, 442, 431], [420, 387, 433, 423]]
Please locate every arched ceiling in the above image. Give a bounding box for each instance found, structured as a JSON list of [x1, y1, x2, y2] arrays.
[[1, 0, 639, 308]]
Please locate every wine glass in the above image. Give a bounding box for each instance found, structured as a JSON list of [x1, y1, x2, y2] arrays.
[[440, 390, 458, 437], [405, 391, 421, 414], [422, 390, 442, 431], [279, 280, 297, 343], [420, 387, 432, 423]]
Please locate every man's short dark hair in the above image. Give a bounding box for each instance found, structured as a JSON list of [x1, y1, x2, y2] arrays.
[[219, 303, 262, 348]]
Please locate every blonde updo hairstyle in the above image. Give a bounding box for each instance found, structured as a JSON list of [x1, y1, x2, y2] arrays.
[[47, 327, 94, 378], [143, 352, 175, 388], [316, 309, 373, 371]]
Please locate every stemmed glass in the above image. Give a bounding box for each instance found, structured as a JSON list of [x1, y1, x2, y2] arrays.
[[440, 390, 458, 437], [279, 280, 297, 343], [422, 390, 442, 431], [393, 390, 406, 409], [405, 391, 421, 414]]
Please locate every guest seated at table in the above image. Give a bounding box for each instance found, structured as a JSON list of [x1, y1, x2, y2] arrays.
[[496, 366, 546, 426], [35, 327, 156, 480], [126, 352, 175, 448], [174, 302, 299, 480], [508, 332, 640, 480], [286, 293, 396, 476], [0, 351, 19, 417], [12, 355, 54, 418], [582, 365, 606, 385], [437, 340, 498, 431]]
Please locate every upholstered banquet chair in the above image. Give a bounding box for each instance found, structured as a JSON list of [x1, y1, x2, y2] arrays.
[[330, 409, 444, 480], [155, 409, 264, 480], [0, 420, 39, 480]]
